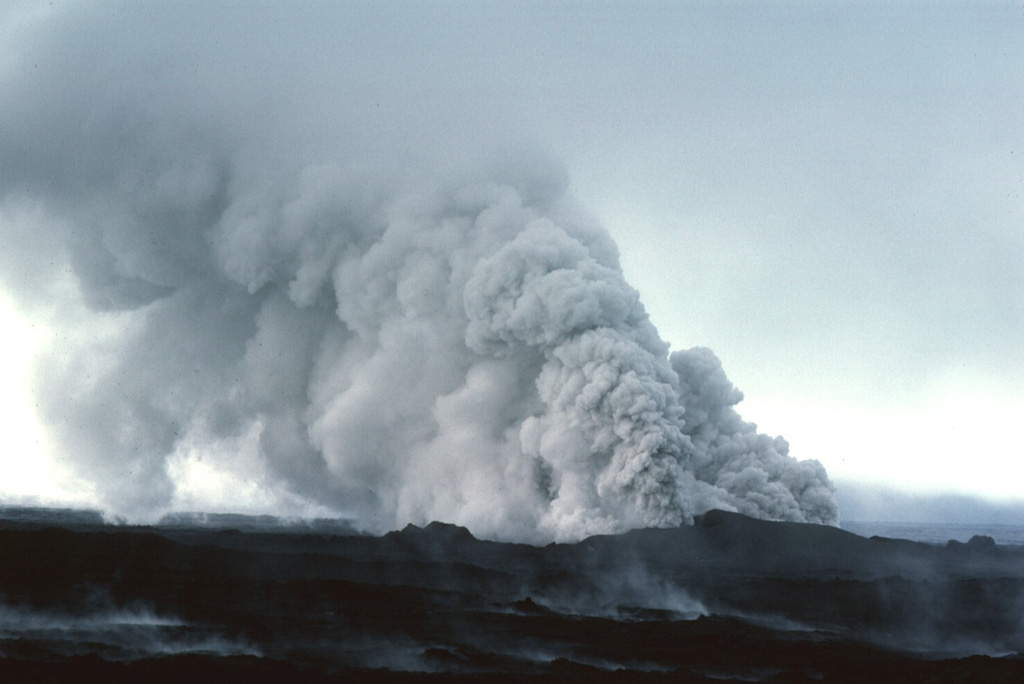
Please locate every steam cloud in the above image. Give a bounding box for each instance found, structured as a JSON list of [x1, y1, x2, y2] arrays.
[[0, 5, 836, 542]]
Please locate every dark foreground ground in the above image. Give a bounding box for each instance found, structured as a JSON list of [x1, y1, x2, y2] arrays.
[[1, 507, 1022, 683]]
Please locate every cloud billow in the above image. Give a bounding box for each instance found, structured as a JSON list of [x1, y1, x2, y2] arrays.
[[0, 6, 836, 542]]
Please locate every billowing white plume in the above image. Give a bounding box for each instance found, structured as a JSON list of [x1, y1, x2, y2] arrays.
[[0, 5, 837, 542], [2, 148, 835, 540]]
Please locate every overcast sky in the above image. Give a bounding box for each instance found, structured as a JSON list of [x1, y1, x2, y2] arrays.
[[1, 1, 1022, 514]]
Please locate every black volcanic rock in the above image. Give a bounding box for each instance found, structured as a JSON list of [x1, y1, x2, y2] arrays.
[[511, 597, 552, 615], [947, 534, 1000, 555], [381, 521, 489, 564], [389, 521, 477, 545], [578, 509, 936, 580], [967, 534, 998, 550], [1, 507, 1023, 681]]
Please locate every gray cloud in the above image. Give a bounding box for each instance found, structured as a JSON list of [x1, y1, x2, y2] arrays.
[[0, 3, 840, 539]]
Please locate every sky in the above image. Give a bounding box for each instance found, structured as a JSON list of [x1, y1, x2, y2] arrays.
[[0, 1, 1022, 524]]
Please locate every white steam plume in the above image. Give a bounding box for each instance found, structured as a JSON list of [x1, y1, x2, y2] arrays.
[[0, 4, 836, 542]]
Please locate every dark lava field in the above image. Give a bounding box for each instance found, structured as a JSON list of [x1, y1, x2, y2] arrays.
[[1, 507, 1022, 682]]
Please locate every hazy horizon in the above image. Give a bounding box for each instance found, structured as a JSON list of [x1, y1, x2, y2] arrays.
[[3, 476, 1023, 530]]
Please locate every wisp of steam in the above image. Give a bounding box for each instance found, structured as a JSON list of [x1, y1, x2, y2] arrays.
[[0, 6, 836, 542]]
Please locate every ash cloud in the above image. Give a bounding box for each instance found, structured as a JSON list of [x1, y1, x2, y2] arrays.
[[0, 4, 836, 541]]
